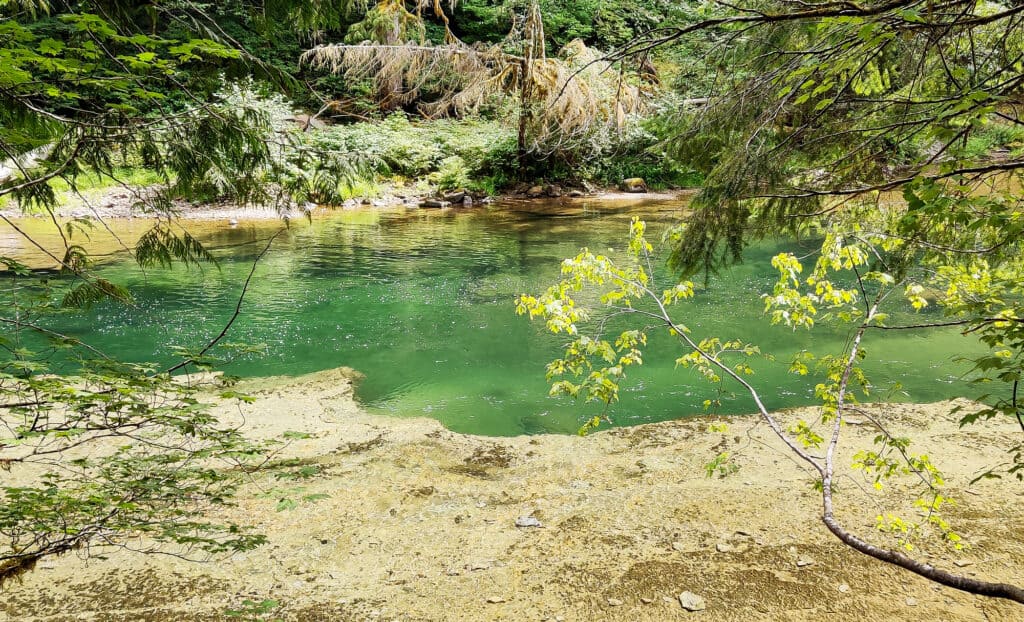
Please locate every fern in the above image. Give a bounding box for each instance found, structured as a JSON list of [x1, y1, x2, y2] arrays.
[[135, 225, 218, 269], [61, 278, 133, 308]]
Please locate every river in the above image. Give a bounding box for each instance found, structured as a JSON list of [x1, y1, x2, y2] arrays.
[[2, 196, 983, 435]]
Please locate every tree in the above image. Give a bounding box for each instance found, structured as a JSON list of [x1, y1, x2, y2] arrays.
[[518, 217, 1024, 603], [519, 0, 1024, 603], [299, 0, 651, 172], [0, 0, 302, 583], [654, 0, 1024, 478]]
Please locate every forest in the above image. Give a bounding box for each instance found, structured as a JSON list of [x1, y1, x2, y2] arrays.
[[2, 0, 1024, 620]]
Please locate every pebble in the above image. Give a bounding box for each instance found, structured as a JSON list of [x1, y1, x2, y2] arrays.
[[486, 596, 506, 604], [838, 583, 850, 593], [905, 597, 918, 606], [796, 557, 814, 567], [678, 592, 706, 612], [641, 597, 655, 604], [953, 560, 973, 567], [515, 516, 543, 528], [607, 598, 624, 607], [672, 542, 687, 552]]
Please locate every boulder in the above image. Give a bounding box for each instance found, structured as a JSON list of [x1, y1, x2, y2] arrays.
[[526, 185, 545, 197], [443, 190, 466, 203], [419, 199, 451, 209], [544, 184, 562, 198], [620, 177, 648, 193]]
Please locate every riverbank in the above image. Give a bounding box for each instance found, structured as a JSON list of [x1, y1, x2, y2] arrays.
[[0, 182, 694, 222], [3, 367, 1022, 621]]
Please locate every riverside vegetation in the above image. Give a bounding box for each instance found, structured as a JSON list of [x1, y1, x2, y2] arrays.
[[2, 0, 1024, 616]]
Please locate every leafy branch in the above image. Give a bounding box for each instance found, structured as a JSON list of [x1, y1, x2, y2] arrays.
[[518, 217, 1024, 603]]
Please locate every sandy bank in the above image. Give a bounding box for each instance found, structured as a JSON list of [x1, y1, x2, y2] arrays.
[[0, 185, 694, 223], [3, 367, 1022, 621]]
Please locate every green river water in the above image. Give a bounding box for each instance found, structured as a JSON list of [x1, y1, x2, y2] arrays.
[[35, 199, 982, 436]]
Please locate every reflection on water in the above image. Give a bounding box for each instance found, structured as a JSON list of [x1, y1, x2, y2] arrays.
[[5, 197, 983, 436]]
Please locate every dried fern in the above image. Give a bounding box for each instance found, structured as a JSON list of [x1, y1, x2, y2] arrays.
[[302, 2, 647, 158]]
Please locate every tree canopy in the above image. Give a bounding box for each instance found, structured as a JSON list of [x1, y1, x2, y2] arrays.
[[0, 0, 287, 584]]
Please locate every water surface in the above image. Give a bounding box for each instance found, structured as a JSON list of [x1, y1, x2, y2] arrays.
[[11, 198, 983, 435]]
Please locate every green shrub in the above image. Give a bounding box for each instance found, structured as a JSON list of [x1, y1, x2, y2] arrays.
[[430, 155, 472, 191], [310, 114, 518, 190]]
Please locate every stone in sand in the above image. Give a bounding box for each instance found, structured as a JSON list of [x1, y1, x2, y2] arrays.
[[678, 592, 706, 612], [515, 516, 542, 528]]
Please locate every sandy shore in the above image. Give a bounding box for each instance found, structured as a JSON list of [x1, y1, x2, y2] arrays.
[[0, 184, 694, 223], [2, 367, 1022, 621]]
